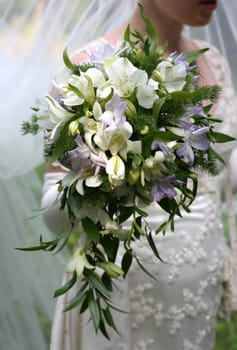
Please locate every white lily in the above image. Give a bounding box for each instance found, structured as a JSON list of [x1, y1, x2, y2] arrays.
[[93, 101, 103, 120], [82, 67, 106, 87], [106, 155, 125, 187], [45, 94, 74, 124], [67, 248, 94, 277], [104, 57, 158, 108], [62, 74, 95, 106], [156, 61, 187, 93], [75, 174, 103, 196], [137, 83, 158, 109]]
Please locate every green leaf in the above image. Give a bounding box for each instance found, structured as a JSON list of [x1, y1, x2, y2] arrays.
[[146, 232, 164, 262], [155, 221, 168, 235], [79, 292, 89, 314], [103, 307, 120, 334], [63, 282, 88, 312], [153, 130, 182, 142], [133, 216, 145, 237], [83, 269, 110, 299], [134, 206, 148, 217], [88, 290, 101, 332], [118, 205, 133, 224], [158, 197, 180, 215], [135, 256, 159, 282], [138, 3, 158, 53], [207, 131, 236, 143], [63, 47, 77, 71], [15, 235, 59, 252], [49, 119, 77, 163], [101, 273, 113, 292], [98, 319, 111, 340], [185, 48, 209, 63], [121, 250, 133, 277], [124, 23, 131, 43], [153, 97, 166, 119], [68, 190, 83, 216], [54, 271, 77, 298], [100, 235, 119, 262], [81, 217, 100, 242]]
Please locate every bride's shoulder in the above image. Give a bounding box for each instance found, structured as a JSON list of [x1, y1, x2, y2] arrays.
[[189, 38, 228, 68]]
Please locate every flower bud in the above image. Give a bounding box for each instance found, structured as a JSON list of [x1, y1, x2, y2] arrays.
[[151, 69, 163, 82], [126, 101, 137, 119], [140, 125, 149, 135], [128, 167, 140, 185], [68, 120, 80, 136], [98, 261, 124, 278]]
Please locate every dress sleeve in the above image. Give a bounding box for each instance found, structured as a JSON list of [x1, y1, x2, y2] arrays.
[[201, 40, 237, 160]]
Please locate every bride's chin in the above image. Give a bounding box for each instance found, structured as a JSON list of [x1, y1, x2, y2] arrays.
[[186, 13, 213, 27]]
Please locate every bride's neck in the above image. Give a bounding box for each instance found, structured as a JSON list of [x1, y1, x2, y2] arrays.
[[129, 8, 184, 53]]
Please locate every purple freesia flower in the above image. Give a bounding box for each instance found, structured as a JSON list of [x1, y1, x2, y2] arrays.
[[151, 175, 179, 202], [151, 141, 170, 156], [169, 52, 196, 72], [89, 44, 114, 65], [61, 135, 106, 173], [176, 125, 210, 164], [181, 105, 208, 123], [101, 94, 128, 132]]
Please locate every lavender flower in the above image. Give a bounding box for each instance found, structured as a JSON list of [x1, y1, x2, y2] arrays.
[[151, 175, 179, 202], [151, 141, 170, 156], [61, 135, 106, 174], [173, 52, 196, 72], [101, 94, 128, 132], [176, 125, 210, 164], [89, 44, 114, 65], [181, 105, 208, 123]]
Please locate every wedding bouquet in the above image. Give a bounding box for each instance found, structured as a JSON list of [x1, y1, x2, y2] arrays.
[[22, 5, 234, 338]]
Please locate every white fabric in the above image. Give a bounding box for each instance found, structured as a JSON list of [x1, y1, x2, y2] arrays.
[[41, 172, 70, 234], [184, 0, 237, 91], [229, 148, 237, 192], [48, 41, 237, 350], [0, 170, 66, 350], [0, 0, 136, 179]]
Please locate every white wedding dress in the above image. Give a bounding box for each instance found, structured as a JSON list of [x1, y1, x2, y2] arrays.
[[49, 40, 237, 350]]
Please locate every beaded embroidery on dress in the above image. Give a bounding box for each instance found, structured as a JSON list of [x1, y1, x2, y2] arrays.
[[50, 40, 237, 350]]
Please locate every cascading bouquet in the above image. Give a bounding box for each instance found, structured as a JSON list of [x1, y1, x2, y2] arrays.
[[21, 4, 234, 338]]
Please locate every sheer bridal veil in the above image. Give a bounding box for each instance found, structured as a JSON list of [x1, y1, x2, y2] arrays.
[[0, 0, 236, 349], [0, 1, 136, 350]]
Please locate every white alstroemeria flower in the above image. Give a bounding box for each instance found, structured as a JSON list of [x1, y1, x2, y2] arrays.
[[105, 57, 147, 96], [65, 74, 95, 106], [82, 67, 106, 87], [45, 94, 74, 124], [67, 248, 94, 276], [156, 61, 187, 93], [106, 155, 125, 187], [93, 101, 103, 120], [137, 83, 158, 109], [75, 174, 103, 195], [104, 57, 158, 108], [79, 116, 101, 151], [62, 68, 105, 107]]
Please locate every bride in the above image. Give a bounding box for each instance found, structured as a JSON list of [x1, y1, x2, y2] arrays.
[[1, 0, 236, 349], [43, 1, 237, 350]]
